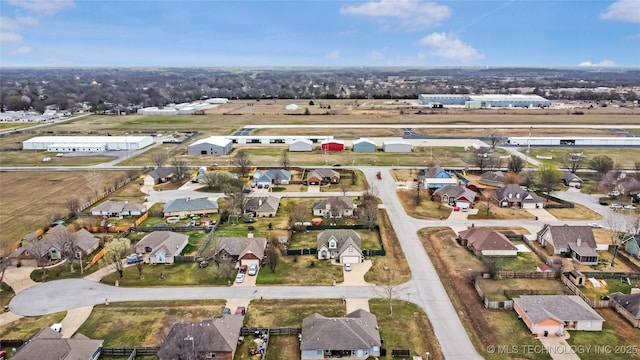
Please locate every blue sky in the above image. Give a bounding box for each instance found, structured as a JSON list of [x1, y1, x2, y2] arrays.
[[1, 0, 639, 67]]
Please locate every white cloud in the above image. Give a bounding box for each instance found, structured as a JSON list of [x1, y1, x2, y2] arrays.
[[325, 50, 341, 60], [6, 0, 74, 15], [578, 60, 617, 67], [340, 0, 451, 29], [601, 0, 640, 22], [0, 32, 24, 44], [367, 51, 385, 60], [10, 45, 32, 55], [0, 16, 39, 30], [418, 32, 483, 62]]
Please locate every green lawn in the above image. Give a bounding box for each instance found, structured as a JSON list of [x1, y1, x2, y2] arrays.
[[578, 278, 638, 301], [485, 311, 553, 360], [0, 282, 15, 310], [565, 322, 638, 360], [491, 250, 543, 272], [0, 311, 67, 339], [527, 147, 640, 170], [101, 262, 235, 286], [256, 255, 343, 286], [75, 300, 225, 346], [477, 278, 568, 301]]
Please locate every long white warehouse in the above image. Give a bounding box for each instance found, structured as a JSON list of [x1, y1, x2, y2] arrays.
[[23, 136, 154, 152], [506, 136, 640, 147]]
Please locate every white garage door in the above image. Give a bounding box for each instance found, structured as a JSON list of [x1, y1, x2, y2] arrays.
[[240, 259, 260, 267], [341, 256, 360, 264]]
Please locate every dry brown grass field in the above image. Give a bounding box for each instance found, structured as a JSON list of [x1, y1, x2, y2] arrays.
[[0, 170, 131, 249]]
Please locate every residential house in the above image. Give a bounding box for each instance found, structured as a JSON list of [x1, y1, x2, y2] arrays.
[[433, 185, 477, 209], [479, 171, 506, 187], [421, 166, 457, 189], [321, 140, 345, 152], [251, 169, 291, 187], [214, 237, 267, 268], [351, 138, 376, 153], [74, 228, 100, 258], [163, 197, 218, 218], [513, 295, 604, 336], [382, 140, 412, 153], [458, 227, 518, 257], [289, 139, 313, 152], [537, 225, 599, 265], [91, 200, 147, 217], [11, 327, 103, 360], [306, 169, 340, 186], [316, 229, 363, 264], [300, 309, 381, 359], [619, 177, 640, 196], [609, 292, 640, 328], [187, 136, 233, 156], [562, 171, 583, 189], [143, 167, 175, 186], [135, 231, 189, 264], [626, 234, 640, 258], [158, 315, 244, 360], [244, 196, 280, 217], [313, 197, 354, 218], [495, 184, 543, 209]]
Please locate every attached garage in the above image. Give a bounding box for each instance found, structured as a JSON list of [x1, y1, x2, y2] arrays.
[[239, 256, 260, 268], [341, 255, 361, 264]]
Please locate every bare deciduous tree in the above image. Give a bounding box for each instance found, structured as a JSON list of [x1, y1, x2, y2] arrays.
[[489, 131, 503, 150], [217, 261, 235, 280], [328, 197, 346, 219], [65, 196, 81, 216], [538, 163, 561, 201], [151, 152, 169, 167], [171, 158, 189, 181], [507, 155, 524, 173], [264, 236, 280, 273], [589, 155, 614, 181], [378, 267, 407, 317], [563, 152, 585, 173], [28, 240, 50, 281], [50, 225, 77, 271], [99, 238, 131, 278], [503, 172, 520, 185], [280, 150, 290, 170], [604, 213, 630, 267], [85, 171, 104, 197], [232, 150, 252, 178], [288, 202, 308, 232], [359, 187, 379, 231]]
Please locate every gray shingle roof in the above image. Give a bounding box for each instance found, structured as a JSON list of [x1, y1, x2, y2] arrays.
[[149, 167, 175, 180], [12, 328, 103, 360], [159, 315, 243, 358], [496, 184, 543, 203], [215, 237, 267, 258], [480, 171, 505, 183], [163, 197, 218, 213], [433, 185, 476, 202], [312, 197, 354, 211], [307, 168, 339, 180], [74, 228, 99, 253], [252, 169, 291, 184], [244, 196, 280, 213], [316, 229, 361, 249], [609, 293, 640, 319], [513, 295, 604, 324], [135, 231, 189, 257], [301, 309, 381, 350], [539, 225, 597, 251], [92, 200, 146, 214]]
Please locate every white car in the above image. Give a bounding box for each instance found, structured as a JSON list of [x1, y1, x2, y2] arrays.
[[344, 263, 352, 272], [610, 204, 623, 209], [624, 204, 637, 210], [235, 273, 245, 283], [588, 223, 603, 228]]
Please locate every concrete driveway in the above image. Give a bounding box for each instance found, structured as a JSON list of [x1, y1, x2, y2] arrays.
[[339, 260, 372, 286], [527, 208, 557, 221], [2, 265, 37, 293], [537, 333, 581, 360]]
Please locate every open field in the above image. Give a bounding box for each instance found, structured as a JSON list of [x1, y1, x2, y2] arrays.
[[528, 147, 640, 170], [0, 170, 133, 249], [0, 150, 116, 166], [243, 299, 345, 327], [364, 210, 412, 285], [75, 300, 225, 346], [545, 204, 602, 220], [0, 123, 37, 131]]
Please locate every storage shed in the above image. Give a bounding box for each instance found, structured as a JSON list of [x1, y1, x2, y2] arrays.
[[289, 139, 313, 152], [352, 138, 376, 153], [187, 136, 233, 155], [383, 140, 412, 153], [321, 140, 345, 152]]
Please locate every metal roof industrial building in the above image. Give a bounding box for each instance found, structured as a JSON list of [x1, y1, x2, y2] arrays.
[[22, 136, 154, 152]]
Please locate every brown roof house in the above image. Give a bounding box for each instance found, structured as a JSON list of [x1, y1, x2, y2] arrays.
[[609, 292, 640, 328], [433, 184, 477, 209], [244, 196, 280, 217], [74, 228, 100, 258], [479, 170, 506, 187], [9, 225, 99, 266], [135, 231, 189, 264], [513, 295, 604, 337], [537, 224, 599, 265], [562, 171, 583, 189], [158, 315, 244, 360], [495, 184, 543, 209], [316, 229, 363, 264], [312, 197, 354, 218], [306, 168, 340, 186], [300, 309, 381, 360], [143, 167, 176, 186], [11, 326, 103, 360], [214, 236, 267, 268], [458, 227, 518, 257]]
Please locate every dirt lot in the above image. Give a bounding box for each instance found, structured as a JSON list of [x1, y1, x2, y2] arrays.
[[0, 170, 133, 249]]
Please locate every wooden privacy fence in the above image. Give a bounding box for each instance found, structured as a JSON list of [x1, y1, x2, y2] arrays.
[[101, 347, 160, 356], [241, 327, 300, 336], [560, 273, 611, 308]]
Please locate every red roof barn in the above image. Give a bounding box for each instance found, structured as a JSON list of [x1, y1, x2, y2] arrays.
[[321, 140, 345, 152]]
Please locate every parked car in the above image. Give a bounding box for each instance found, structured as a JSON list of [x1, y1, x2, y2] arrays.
[[248, 264, 258, 276], [50, 323, 63, 332], [126, 253, 143, 264], [588, 223, 603, 228], [610, 203, 623, 209], [624, 204, 637, 210], [222, 307, 231, 315], [235, 306, 246, 315], [332, 163, 341, 167], [199, 260, 209, 268], [243, 217, 256, 223], [235, 273, 245, 283], [154, 223, 168, 227], [609, 190, 621, 197], [344, 263, 351, 272], [239, 264, 248, 273]]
